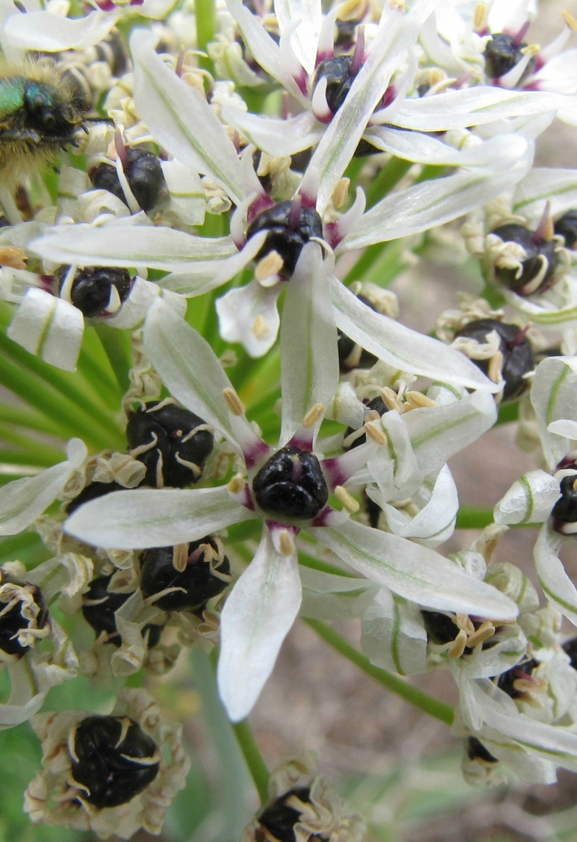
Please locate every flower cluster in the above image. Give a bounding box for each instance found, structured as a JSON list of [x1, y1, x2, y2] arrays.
[[1, 0, 577, 838]]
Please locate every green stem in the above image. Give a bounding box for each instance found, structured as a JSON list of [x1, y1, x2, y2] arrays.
[[455, 507, 495, 529], [231, 720, 271, 805], [94, 324, 131, 393], [366, 157, 413, 208], [496, 401, 519, 425], [195, 0, 216, 73], [305, 619, 454, 725]]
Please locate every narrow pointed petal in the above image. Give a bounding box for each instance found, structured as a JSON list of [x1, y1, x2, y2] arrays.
[[131, 29, 245, 205], [274, 0, 322, 75], [218, 527, 302, 721], [0, 439, 87, 535], [339, 135, 533, 251], [494, 470, 560, 526], [361, 588, 427, 676], [222, 107, 322, 157], [4, 10, 118, 51], [7, 288, 84, 372], [513, 167, 577, 222], [144, 298, 255, 446], [393, 87, 573, 132], [280, 244, 339, 444], [104, 278, 186, 329], [310, 520, 518, 619], [32, 225, 238, 272], [531, 356, 577, 470], [65, 486, 254, 550], [329, 276, 499, 392], [216, 279, 281, 357], [299, 566, 376, 620], [534, 524, 577, 625]]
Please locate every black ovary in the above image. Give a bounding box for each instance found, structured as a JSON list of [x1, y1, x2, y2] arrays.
[[467, 736, 498, 763], [422, 610, 460, 645], [71, 715, 159, 808], [496, 658, 538, 699], [313, 56, 353, 114], [0, 582, 47, 657], [252, 446, 329, 520], [562, 636, 577, 669], [65, 480, 124, 515], [554, 210, 577, 249], [454, 318, 534, 402], [57, 265, 132, 318], [246, 201, 324, 277], [91, 148, 167, 211], [344, 396, 388, 450], [259, 787, 328, 842], [126, 401, 214, 488], [139, 538, 230, 612], [337, 295, 378, 372], [82, 575, 162, 648], [491, 223, 559, 295], [551, 475, 577, 532], [484, 33, 535, 81]]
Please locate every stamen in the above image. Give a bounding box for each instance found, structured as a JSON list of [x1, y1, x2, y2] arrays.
[[562, 9, 577, 29], [467, 622, 496, 647], [255, 250, 284, 281], [380, 387, 405, 413], [223, 387, 245, 416], [278, 529, 296, 556], [334, 485, 360, 513], [303, 403, 325, 428], [114, 717, 132, 749], [404, 391, 437, 410], [448, 629, 468, 658], [252, 315, 270, 340], [0, 246, 26, 269], [332, 178, 350, 209], [474, 2, 487, 31], [488, 350, 504, 384], [350, 26, 365, 77], [364, 421, 387, 445], [172, 543, 189, 573], [227, 474, 246, 494]]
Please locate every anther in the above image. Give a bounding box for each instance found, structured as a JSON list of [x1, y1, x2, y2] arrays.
[[252, 315, 270, 340], [474, 2, 487, 31], [332, 178, 350, 210], [278, 529, 296, 556], [303, 403, 325, 428], [223, 387, 245, 416], [172, 543, 189, 573], [488, 350, 504, 384], [255, 250, 284, 281], [448, 629, 468, 658], [227, 474, 246, 494], [364, 421, 387, 445], [334, 486, 360, 513], [562, 9, 577, 29]]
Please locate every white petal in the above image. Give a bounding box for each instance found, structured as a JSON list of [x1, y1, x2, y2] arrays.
[[216, 279, 280, 357], [329, 276, 499, 392], [361, 588, 427, 676], [366, 409, 421, 500], [161, 160, 206, 226], [311, 520, 518, 619], [104, 277, 186, 330], [131, 29, 245, 205], [534, 524, 577, 625], [218, 527, 301, 721], [339, 134, 533, 250], [144, 298, 255, 447], [222, 107, 322, 157], [393, 87, 573, 131], [403, 391, 498, 476], [65, 485, 254, 549], [274, 0, 321, 75], [494, 470, 560, 526], [31, 224, 238, 271], [513, 167, 577, 223], [299, 566, 376, 620], [4, 9, 117, 51], [280, 243, 339, 444], [0, 439, 87, 535], [531, 356, 577, 470], [0, 661, 48, 729], [7, 288, 84, 372]]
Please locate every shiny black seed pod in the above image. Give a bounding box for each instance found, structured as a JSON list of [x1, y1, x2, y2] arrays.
[[126, 401, 214, 488], [82, 575, 162, 648], [562, 636, 577, 669], [71, 715, 159, 808], [57, 265, 132, 318], [363, 490, 382, 529], [65, 480, 124, 515], [258, 787, 318, 842], [491, 223, 559, 295], [139, 537, 230, 612], [0, 576, 48, 658], [91, 148, 167, 211], [252, 446, 329, 520], [484, 32, 535, 80], [554, 210, 577, 249], [467, 737, 498, 764], [454, 318, 534, 402], [335, 18, 358, 48], [496, 658, 538, 699], [313, 55, 353, 113], [421, 610, 460, 646], [344, 396, 388, 450], [337, 295, 378, 372], [551, 474, 577, 535], [246, 201, 324, 277]]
